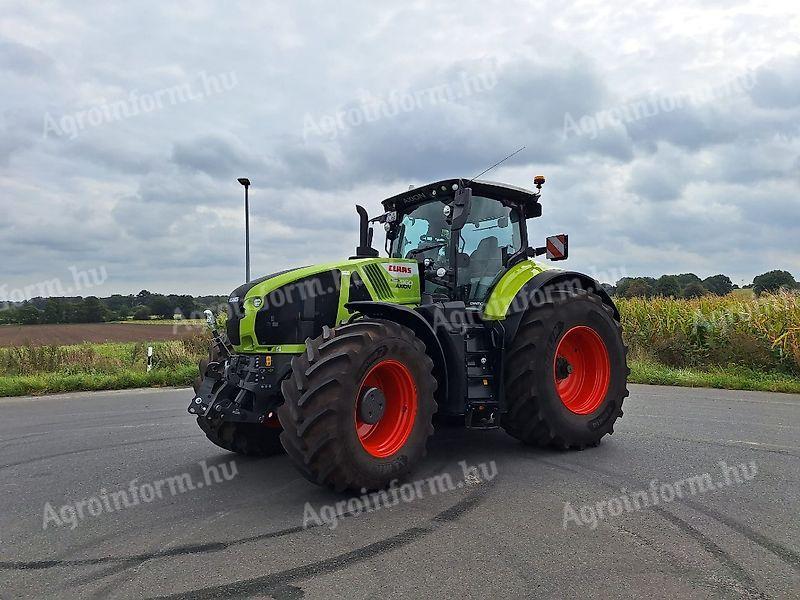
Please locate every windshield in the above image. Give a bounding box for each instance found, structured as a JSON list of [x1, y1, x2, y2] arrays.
[[390, 196, 524, 301], [390, 201, 451, 267]]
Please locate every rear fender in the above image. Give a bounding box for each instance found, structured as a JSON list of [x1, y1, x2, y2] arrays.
[[494, 270, 619, 346]]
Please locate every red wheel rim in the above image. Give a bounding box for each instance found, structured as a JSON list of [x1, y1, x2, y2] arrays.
[[355, 359, 418, 458], [554, 326, 611, 415]]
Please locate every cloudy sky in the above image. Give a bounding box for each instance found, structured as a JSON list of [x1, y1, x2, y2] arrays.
[[1, 0, 798, 297]]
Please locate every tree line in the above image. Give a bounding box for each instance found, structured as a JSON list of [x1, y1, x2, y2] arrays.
[[1, 270, 797, 326], [605, 270, 798, 299], [0, 291, 227, 326]]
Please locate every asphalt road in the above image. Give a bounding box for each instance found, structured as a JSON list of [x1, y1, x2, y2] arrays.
[[0, 385, 798, 599]]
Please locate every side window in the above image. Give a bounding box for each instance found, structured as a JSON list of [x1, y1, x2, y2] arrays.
[[459, 197, 521, 302]]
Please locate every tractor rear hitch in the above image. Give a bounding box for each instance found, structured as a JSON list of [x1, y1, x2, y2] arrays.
[[465, 402, 501, 429]]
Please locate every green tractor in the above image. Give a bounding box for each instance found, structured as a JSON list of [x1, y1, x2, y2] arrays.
[[189, 177, 628, 491]]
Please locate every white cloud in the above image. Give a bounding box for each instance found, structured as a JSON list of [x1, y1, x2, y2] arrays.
[[0, 0, 798, 295]]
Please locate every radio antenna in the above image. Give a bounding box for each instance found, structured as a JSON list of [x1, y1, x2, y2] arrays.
[[467, 146, 526, 184]]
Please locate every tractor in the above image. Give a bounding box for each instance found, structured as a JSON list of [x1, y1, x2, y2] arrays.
[[188, 177, 628, 491]]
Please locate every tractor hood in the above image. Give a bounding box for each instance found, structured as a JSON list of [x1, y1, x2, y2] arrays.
[[225, 258, 420, 353]]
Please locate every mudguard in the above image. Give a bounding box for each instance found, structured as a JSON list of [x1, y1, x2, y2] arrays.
[[483, 264, 618, 346], [345, 301, 449, 406]]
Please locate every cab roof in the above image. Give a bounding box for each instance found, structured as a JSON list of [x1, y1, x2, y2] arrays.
[[381, 178, 541, 217]]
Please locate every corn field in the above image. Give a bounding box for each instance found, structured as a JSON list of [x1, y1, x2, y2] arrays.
[[617, 291, 800, 374]]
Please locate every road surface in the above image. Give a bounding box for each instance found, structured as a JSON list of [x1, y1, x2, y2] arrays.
[[0, 384, 798, 599]]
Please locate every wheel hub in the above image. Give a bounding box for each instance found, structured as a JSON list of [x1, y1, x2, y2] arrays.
[[358, 387, 386, 424], [355, 359, 418, 458], [554, 326, 611, 415], [555, 356, 573, 380]]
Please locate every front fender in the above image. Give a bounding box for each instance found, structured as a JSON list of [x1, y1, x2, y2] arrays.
[[345, 301, 448, 406]]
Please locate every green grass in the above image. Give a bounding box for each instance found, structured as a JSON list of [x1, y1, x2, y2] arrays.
[[0, 336, 208, 396], [112, 319, 206, 326], [2, 357, 796, 398], [0, 365, 197, 397], [629, 359, 800, 394]]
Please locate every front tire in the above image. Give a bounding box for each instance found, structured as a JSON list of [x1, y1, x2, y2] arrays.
[[502, 289, 628, 449], [278, 319, 437, 491]]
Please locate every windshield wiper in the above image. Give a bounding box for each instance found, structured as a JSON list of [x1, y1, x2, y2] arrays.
[[406, 242, 446, 259]]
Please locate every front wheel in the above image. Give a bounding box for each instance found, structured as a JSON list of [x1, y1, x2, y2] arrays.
[[502, 289, 628, 449], [278, 319, 437, 491]]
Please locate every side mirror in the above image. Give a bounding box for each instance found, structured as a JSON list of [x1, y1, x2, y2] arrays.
[[446, 186, 472, 231], [501, 244, 514, 266]]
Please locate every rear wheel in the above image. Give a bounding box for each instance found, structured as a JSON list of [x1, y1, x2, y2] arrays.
[[193, 348, 283, 457], [278, 319, 437, 491], [502, 289, 628, 449]]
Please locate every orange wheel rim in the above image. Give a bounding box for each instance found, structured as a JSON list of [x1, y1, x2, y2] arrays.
[[554, 326, 611, 415], [355, 359, 418, 458]]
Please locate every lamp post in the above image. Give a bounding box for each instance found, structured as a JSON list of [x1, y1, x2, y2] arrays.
[[237, 178, 251, 282]]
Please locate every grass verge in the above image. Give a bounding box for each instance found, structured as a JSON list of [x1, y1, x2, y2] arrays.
[[2, 359, 797, 398], [0, 365, 196, 397], [629, 359, 800, 395]]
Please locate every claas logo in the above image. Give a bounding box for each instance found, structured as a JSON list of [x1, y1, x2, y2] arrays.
[[387, 265, 412, 274], [384, 264, 415, 278]]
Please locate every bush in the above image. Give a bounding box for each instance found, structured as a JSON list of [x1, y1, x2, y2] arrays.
[[132, 305, 151, 320]]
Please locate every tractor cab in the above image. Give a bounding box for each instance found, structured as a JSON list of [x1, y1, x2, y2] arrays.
[[379, 178, 559, 305]]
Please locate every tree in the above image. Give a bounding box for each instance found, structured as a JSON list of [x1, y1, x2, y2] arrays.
[[82, 296, 105, 323], [654, 275, 681, 297], [674, 273, 702, 290], [702, 274, 734, 296], [106, 294, 134, 315], [616, 277, 654, 298], [600, 282, 617, 296], [43, 298, 65, 324], [174, 295, 196, 319], [148, 296, 174, 319], [752, 270, 797, 296], [132, 305, 151, 320], [624, 279, 653, 298], [682, 282, 707, 299], [16, 302, 41, 325]]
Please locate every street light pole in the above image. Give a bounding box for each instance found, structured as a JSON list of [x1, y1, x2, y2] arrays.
[[237, 178, 251, 282]]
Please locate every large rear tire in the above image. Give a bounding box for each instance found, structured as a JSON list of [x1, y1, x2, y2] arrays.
[[193, 348, 283, 457], [502, 289, 628, 449], [278, 319, 437, 491]]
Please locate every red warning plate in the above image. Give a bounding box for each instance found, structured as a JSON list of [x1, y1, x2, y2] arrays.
[[546, 234, 568, 260]]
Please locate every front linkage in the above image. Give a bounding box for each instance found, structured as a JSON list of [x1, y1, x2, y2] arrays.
[[188, 311, 290, 426]]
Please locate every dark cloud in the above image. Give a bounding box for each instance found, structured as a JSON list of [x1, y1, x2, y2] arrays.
[[0, 3, 798, 295], [750, 58, 800, 109], [172, 134, 265, 178]]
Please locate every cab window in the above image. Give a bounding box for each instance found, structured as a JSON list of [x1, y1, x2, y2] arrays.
[[458, 196, 522, 302]]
